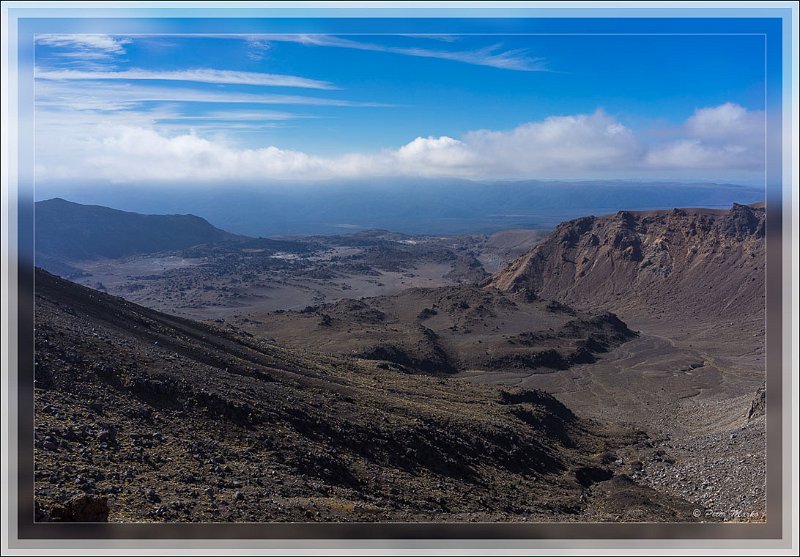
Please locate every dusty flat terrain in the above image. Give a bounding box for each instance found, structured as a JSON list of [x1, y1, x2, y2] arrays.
[[60, 230, 529, 320], [477, 229, 553, 273]]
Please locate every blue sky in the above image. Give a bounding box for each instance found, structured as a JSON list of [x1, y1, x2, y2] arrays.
[[33, 28, 772, 185]]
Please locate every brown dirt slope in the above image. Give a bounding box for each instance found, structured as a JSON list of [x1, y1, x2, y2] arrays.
[[233, 285, 637, 376], [33, 268, 700, 522], [490, 203, 765, 323]]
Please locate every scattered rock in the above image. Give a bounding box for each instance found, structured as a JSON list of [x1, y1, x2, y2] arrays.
[[747, 384, 766, 421], [42, 436, 60, 451]]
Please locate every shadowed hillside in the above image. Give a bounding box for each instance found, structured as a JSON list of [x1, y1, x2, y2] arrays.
[[35, 198, 234, 272], [33, 268, 700, 522]]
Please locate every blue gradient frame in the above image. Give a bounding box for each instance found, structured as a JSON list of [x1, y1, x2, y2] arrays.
[[4, 3, 795, 550]]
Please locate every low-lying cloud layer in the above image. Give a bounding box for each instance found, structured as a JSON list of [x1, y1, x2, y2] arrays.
[[35, 103, 765, 184]]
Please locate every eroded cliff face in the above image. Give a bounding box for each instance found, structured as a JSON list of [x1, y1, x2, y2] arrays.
[[490, 203, 765, 322]]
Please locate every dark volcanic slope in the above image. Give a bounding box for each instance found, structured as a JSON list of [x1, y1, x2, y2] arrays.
[[33, 269, 699, 523], [234, 285, 636, 376], [35, 198, 234, 265], [491, 203, 765, 322]]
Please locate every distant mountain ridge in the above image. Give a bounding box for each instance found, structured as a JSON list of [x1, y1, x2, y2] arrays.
[[37, 180, 765, 236], [35, 198, 234, 274], [490, 203, 765, 323]]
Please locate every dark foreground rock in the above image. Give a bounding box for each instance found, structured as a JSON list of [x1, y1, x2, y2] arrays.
[[38, 495, 110, 522]]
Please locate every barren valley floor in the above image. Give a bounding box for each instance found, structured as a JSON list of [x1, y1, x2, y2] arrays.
[[32, 203, 767, 523]]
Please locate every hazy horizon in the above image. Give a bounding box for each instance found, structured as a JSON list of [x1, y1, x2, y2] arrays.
[[34, 179, 765, 237]]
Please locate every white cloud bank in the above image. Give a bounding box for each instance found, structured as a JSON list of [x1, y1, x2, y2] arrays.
[[35, 103, 765, 184], [645, 103, 765, 171]]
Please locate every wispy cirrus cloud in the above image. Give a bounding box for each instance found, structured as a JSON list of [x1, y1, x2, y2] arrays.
[[154, 109, 308, 122], [34, 103, 302, 140], [35, 34, 131, 60], [35, 79, 392, 111], [244, 34, 548, 72], [245, 37, 272, 61], [395, 34, 460, 42], [35, 67, 337, 90], [52, 33, 545, 70]]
